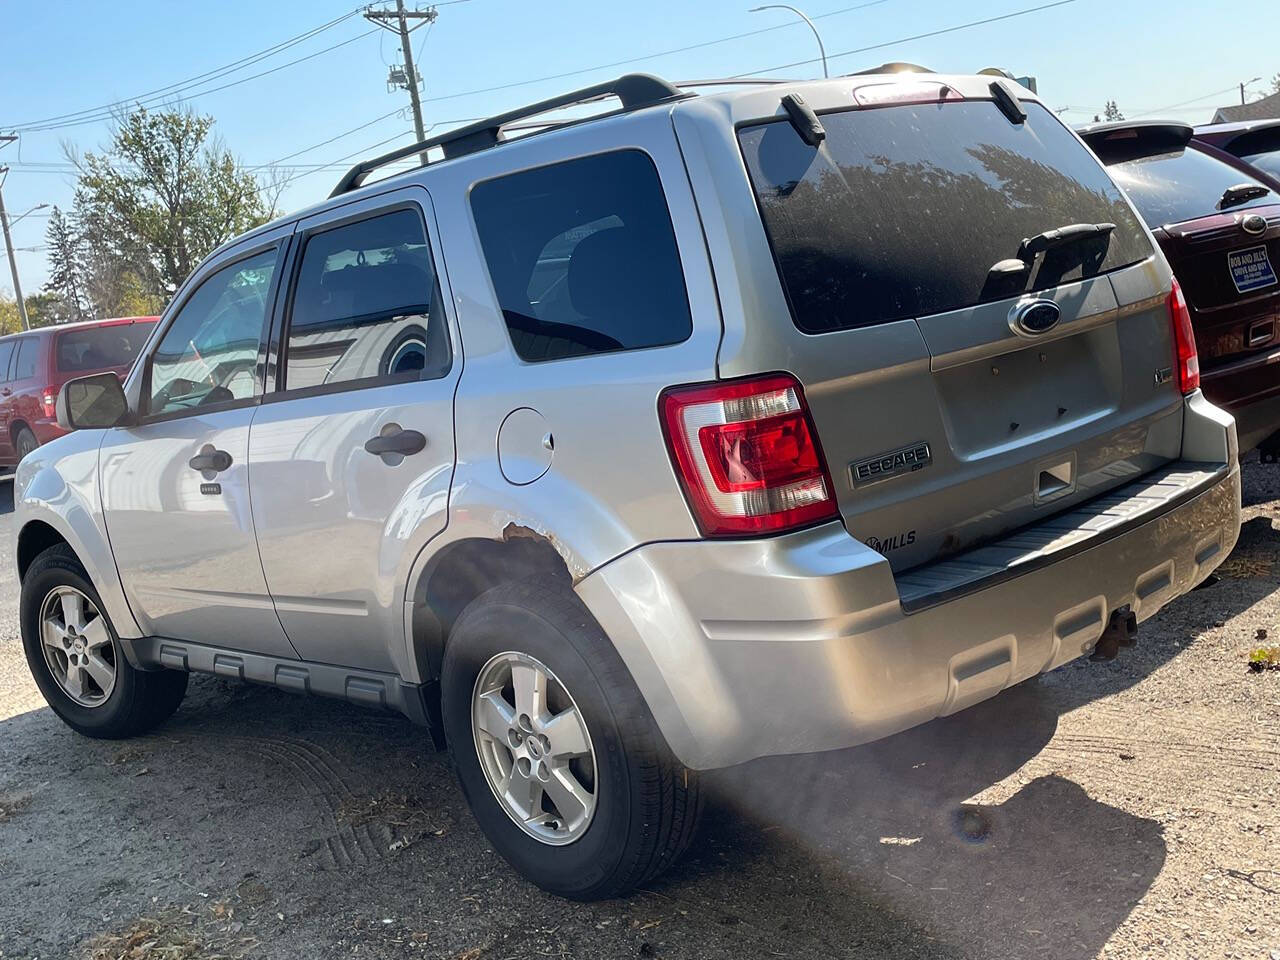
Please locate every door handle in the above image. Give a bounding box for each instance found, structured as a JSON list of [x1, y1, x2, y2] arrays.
[[188, 446, 233, 473], [1, 388, 10, 396], [364, 427, 426, 458]]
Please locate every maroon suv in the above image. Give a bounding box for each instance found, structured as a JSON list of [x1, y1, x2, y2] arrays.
[[1079, 120, 1280, 455], [0, 316, 157, 468], [1194, 119, 1280, 184]]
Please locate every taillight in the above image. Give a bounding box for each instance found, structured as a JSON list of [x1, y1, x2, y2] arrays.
[[660, 373, 838, 537], [41, 385, 58, 419], [1167, 279, 1200, 394]]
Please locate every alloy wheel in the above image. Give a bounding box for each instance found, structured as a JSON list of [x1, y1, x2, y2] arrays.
[[471, 651, 597, 845], [39, 586, 116, 707]]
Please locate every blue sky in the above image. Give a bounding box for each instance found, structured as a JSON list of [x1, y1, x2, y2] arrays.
[[2, 0, 1277, 292]]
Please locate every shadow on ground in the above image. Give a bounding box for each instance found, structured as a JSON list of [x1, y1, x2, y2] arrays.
[[2, 467, 1278, 958]]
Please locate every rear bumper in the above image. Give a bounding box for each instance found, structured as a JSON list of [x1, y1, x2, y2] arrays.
[[1202, 344, 1280, 450], [577, 401, 1240, 770]]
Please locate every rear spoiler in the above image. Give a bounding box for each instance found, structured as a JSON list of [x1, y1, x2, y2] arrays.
[[1076, 120, 1193, 165]]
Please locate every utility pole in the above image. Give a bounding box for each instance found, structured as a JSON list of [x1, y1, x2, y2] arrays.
[[365, 2, 437, 164], [1241, 77, 1261, 105], [0, 133, 30, 331]]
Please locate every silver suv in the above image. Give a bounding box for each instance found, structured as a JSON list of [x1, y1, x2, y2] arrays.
[[15, 72, 1241, 899]]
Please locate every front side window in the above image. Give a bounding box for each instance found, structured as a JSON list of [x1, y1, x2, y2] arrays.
[[470, 150, 693, 362], [0, 342, 15, 383], [282, 208, 446, 393], [147, 248, 278, 417], [739, 100, 1153, 333]]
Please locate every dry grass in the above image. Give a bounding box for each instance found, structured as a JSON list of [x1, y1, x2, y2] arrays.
[[82, 916, 219, 960], [1217, 549, 1275, 579]]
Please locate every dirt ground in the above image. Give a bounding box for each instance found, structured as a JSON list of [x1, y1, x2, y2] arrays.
[[0, 460, 1277, 960]]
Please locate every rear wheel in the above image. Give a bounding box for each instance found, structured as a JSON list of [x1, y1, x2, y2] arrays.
[[21, 544, 188, 738], [441, 580, 702, 899], [14, 426, 37, 461]]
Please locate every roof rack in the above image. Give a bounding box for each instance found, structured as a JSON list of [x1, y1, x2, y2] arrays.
[[329, 73, 687, 197]]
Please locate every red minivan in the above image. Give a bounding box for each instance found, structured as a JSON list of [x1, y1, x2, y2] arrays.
[[0, 316, 157, 468], [1078, 121, 1280, 455]]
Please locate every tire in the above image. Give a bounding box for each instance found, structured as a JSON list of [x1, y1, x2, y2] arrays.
[[441, 580, 702, 899], [14, 425, 37, 461], [21, 544, 188, 739]]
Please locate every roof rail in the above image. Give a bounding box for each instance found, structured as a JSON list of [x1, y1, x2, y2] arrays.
[[329, 73, 687, 197]]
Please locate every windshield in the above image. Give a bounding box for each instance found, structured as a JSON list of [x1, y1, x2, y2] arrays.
[[738, 100, 1152, 333], [1107, 146, 1274, 227], [55, 322, 156, 373]]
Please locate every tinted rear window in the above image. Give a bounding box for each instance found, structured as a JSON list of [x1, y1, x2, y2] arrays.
[[56, 323, 156, 372], [739, 100, 1152, 333], [470, 150, 692, 362], [1242, 149, 1280, 180], [1107, 146, 1275, 227]]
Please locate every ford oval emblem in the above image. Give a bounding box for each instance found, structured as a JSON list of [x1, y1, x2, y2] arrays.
[[1242, 213, 1267, 236], [1010, 299, 1061, 337]]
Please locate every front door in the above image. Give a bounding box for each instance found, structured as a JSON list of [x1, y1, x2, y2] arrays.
[[100, 239, 298, 659], [248, 192, 459, 673]]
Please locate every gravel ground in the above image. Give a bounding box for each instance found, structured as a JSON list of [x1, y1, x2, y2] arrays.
[[0, 460, 1277, 960]]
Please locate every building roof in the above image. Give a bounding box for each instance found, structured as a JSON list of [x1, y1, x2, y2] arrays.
[[1212, 90, 1280, 124]]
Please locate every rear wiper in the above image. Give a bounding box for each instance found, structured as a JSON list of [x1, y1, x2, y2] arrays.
[[1219, 182, 1270, 209], [1017, 222, 1116, 261], [983, 222, 1117, 299]]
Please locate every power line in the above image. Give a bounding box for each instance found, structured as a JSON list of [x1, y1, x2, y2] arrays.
[[735, 0, 1079, 77], [4, 9, 363, 131], [405, 0, 891, 110], [18, 28, 380, 134], [1129, 85, 1239, 118]]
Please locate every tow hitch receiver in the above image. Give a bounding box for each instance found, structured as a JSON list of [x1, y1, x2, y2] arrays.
[[1090, 606, 1138, 662]]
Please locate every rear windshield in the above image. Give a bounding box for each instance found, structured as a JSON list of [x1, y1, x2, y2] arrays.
[[1241, 149, 1280, 181], [738, 100, 1152, 333], [56, 322, 156, 373], [1106, 146, 1275, 227]]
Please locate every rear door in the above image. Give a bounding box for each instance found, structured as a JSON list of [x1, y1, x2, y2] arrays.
[[1101, 143, 1280, 366], [0, 339, 17, 463], [728, 89, 1181, 571], [247, 188, 459, 674], [8, 336, 44, 443]]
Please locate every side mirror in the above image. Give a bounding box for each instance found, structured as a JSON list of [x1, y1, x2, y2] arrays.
[[56, 372, 131, 430]]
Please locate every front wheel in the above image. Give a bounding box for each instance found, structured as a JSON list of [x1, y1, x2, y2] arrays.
[[441, 580, 702, 899], [21, 544, 188, 738]]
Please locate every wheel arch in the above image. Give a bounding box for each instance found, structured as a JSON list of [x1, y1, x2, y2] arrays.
[[408, 532, 574, 685], [16, 519, 69, 581]]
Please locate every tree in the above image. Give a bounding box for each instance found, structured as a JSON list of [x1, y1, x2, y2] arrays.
[[69, 105, 279, 315], [43, 206, 89, 323], [1272, 72, 1279, 95], [0, 294, 21, 336], [1103, 100, 1125, 122]]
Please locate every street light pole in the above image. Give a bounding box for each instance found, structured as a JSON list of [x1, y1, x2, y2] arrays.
[[1241, 77, 1261, 105], [0, 166, 32, 331], [749, 4, 829, 79]]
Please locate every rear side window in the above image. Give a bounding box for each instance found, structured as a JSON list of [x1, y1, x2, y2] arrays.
[[11, 339, 38, 380], [470, 150, 693, 362], [739, 100, 1153, 333], [1107, 146, 1275, 227], [283, 208, 447, 393], [56, 323, 155, 373]]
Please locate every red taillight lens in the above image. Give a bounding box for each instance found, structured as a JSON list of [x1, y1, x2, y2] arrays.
[[1168, 279, 1200, 394], [660, 373, 838, 536], [41, 386, 58, 419]]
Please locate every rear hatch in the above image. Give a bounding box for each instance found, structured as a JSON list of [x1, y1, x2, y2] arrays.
[[728, 83, 1184, 571], [1082, 123, 1280, 373]]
